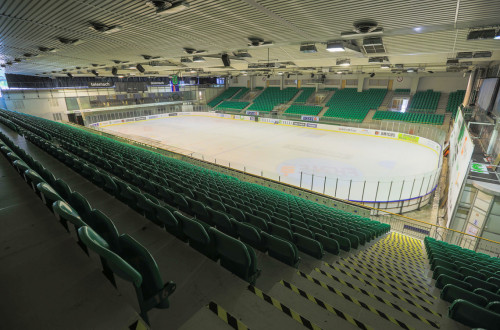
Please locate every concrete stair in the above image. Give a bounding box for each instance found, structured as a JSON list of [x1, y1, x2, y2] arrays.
[[436, 93, 449, 112]]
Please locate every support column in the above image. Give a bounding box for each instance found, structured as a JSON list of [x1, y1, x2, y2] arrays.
[[410, 76, 419, 94], [463, 69, 477, 107], [357, 75, 364, 92]]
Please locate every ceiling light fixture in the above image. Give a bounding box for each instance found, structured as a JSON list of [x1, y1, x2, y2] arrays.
[[89, 22, 122, 34], [58, 37, 81, 45], [467, 29, 496, 40], [151, 0, 190, 15], [336, 59, 350, 66], [193, 56, 205, 62], [326, 40, 345, 52], [380, 64, 390, 69], [136, 64, 145, 73], [495, 30, 500, 40], [300, 43, 318, 53]]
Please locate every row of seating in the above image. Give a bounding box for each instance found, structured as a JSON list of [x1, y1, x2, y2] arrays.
[[394, 88, 411, 95], [231, 87, 250, 100], [283, 104, 322, 117], [407, 90, 441, 112], [323, 88, 387, 123], [247, 87, 299, 112], [293, 87, 315, 103], [1, 110, 389, 281], [372, 111, 444, 125], [424, 237, 500, 329], [207, 87, 241, 107], [0, 128, 176, 325], [215, 101, 250, 111], [446, 90, 466, 113]]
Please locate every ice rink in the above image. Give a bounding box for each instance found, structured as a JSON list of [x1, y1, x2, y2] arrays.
[[103, 115, 440, 202]]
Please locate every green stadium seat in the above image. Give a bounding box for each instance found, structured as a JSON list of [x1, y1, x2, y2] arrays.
[[178, 213, 218, 261], [78, 226, 176, 325], [487, 277, 500, 288], [473, 288, 500, 303], [435, 274, 472, 290], [486, 301, 500, 313], [23, 169, 46, 192], [261, 232, 300, 268], [293, 233, 324, 259], [459, 267, 487, 280], [68, 191, 93, 219], [291, 224, 314, 238], [431, 258, 457, 271], [315, 234, 340, 255], [36, 182, 64, 210], [207, 207, 238, 237], [433, 266, 465, 280], [448, 299, 500, 329], [245, 212, 269, 232], [441, 284, 488, 306], [465, 276, 499, 292], [155, 205, 187, 241], [268, 222, 294, 242], [209, 228, 260, 284], [232, 220, 267, 252], [330, 232, 351, 252]]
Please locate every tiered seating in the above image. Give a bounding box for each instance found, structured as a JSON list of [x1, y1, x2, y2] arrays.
[[407, 90, 441, 112], [232, 87, 249, 100], [283, 105, 322, 117], [207, 87, 241, 107], [372, 111, 444, 125], [0, 109, 389, 283], [247, 87, 299, 112], [215, 101, 249, 111], [394, 88, 411, 94], [323, 88, 387, 123], [293, 87, 315, 103], [425, 237, 500, 329], [323, 87, 338, 91], [446, 90, 466, 115], [0, 128, 176, 325]]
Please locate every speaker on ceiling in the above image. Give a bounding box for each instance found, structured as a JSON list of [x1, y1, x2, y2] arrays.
[[369, 72, 375, 77], [91, 70, 99, 76], [136, 64, 145, 73], [112, 67, 118, 75], [221, 54, 230, 67]]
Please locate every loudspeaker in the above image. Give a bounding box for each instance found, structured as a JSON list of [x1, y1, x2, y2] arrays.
[[221, 54, 230, 67], [136, 64, 145, 73], [91, 70, 99, 76], [112, 67, 118, 75], [369, 72, 375, 77]]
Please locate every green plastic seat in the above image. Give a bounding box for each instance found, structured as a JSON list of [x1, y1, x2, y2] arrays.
[[330, 233, 351, 252], [431, 258, 457, 271], [245, 213, 268, 232], [293, 233, 324, 259], [225, 204, 246, 223], [207, 207, 238, 237], [232, 220, 267, 252], [448, 299, 500, 329], [178, 213, 218, 261], [77, 226, 176, 325], [155, 205, 187, 241], [435, 274, 472, 290], [315, 234, 340, 255], [473, 288, 500, 303], [465, 276, 499, 292], [23, 169, 46, 192], [433, 266, 465, 280], [69, 191, 93, 219], [487, 301, 500, 313], [36, 182, 65, 210], [52, 179, 72, 200], [487, 277, 500, 288], [441, 284, 488, 306], [261, 232, 300, 268], [291, 224, 314, 238], [268, 222, 293, 242], [12, 159, 30, 175], [459, 267, 487, 280], [341, 231, 359, 249], [209, 228, 260, 285]]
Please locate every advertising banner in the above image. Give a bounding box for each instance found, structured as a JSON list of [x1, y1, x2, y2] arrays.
[[301, 115, 319, 122], [246, 111, 259, 116], [398, 133, 420, 143]]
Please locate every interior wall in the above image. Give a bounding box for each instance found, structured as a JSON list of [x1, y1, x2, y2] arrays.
[[417, 75, 468, 92]]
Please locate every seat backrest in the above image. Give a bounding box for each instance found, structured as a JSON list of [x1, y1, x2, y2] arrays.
[[487, 276, 500, 288], [459, 267, 487, 280], [78, 226, 142, 287], [435, 274, 471, 290], [180, 214, 210, 245], [53, 179, 72, 200], [293, 233, 324, 259], [449, 299, 500, 329], [261, 232, 299, 268], [233, 220, 266, 252], [85, 209, 120, 251], [441, 284, 488, 306], [69, 191, 93, 217], [207, 207, 237, 236], [486, 301, 500, 313], [315, 234, 340, 255], [245, 213, 268, 232], [118, 234, 164, 300], [268, 222, 293, 242], [433, 266, 464, 280], [465, 276, 499, 292], [53, 200, 86, 227], [431, 258, 457, 271], [473, 288, 500, 303]]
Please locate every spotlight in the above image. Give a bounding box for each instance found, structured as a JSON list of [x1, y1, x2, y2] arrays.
[[287, 73, 291, 78], [495, 30, 500, 40], [58, 37, 80, 45], [91, 70, 99, 76], [136, 64, 145, 73], [380, 64, 390, 69], [267, 74, 270, 78], [311, 73, 315, 78], [67, 73, 73, 78], [221, 54, 230, 67], [38, 46, 57, 52], [369, 73, 375, 77], [427, 71, 434, 74], [112, 67, 118, 75]]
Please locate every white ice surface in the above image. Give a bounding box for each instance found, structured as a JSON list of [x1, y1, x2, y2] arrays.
[[104, 116, 440, 202]]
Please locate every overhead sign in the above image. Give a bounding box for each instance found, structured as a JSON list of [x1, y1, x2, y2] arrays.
[[172, 75, 178, 85], [88, 81, 113, 88], [470, 163, 488, 174]]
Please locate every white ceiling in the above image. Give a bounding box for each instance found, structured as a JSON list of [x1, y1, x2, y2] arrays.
[[0, 0, 499, 76]]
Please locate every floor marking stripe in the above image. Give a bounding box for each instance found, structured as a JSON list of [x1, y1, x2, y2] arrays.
[[335, 260, 437, 300], [207, 301, 249, 330], [247, 286, 322, 330], [324, 263, 434, 306], [280, 280, 374, 330], [298, 271, 440, 328], [355, 252, 428, 279]]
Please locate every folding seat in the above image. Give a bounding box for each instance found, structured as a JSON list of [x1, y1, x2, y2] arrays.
[[273, 213, 289, 222], [431, 258, 457, 271], [177, 212, 218, 261], [37, 182, 65, 210], [487, 301, 500, 313], [271, 217, 291, 230], [209, 228, 260, 285], [487, 277, 500, 288], [268, 222, 293, 242], [322, 224, 340, 235], [101, 174, 118, 195], [291, 224, 314, 238], [340, 232, 359, 249], [253, 209, 271, 222], [53, 200, 88, 250], [188, 198, 211, 224], [238, 203, 253, 215], [473, 288, 500, 303], [435, 274, 471, 290], [245, 213, 268, 232], [309, 225, 328, 238], [441, 284, 488, 306], [465, 276, 499, 292], [459, 267, 487, 280], [448, 299, 500, 329], [23, 169, 46, 193], [330, 233, 351, 252], [135, 193, 159, 222], [433, 266, 464, 281], [293, 233, 324, 259], [315, 234, 340, 255], [78, 226, 176, 325], [225, 204, 246, 223], [232, 220, 267, 252], [172, 192, 190, 214], [207, 207, 238, 237]]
